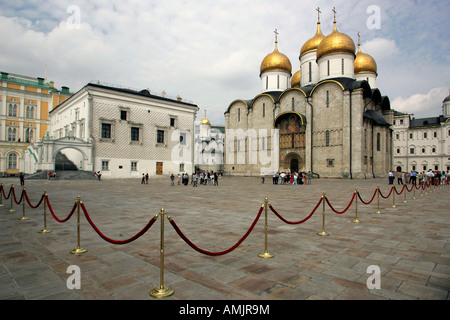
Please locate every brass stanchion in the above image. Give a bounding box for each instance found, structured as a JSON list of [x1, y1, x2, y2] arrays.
[[0, 183, 4, 207], [70, 196, 87, 254], [352, 190, 361, 223], [9, 184, 15, 213], [420, 183, 424, 197], [39, 190, 51, 234], [392, 187, 396, 208], [317, 193, 329, 236], [18, 187, 28, 220], [150, 208, 174, 298], [258, 198, 274, 259], [403, 186, 407, 203], [375, 186, 381, 214], [412, 184, 416, 200]]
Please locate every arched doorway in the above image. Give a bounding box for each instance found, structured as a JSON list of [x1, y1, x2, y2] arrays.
[[274, 112, 306, 172]]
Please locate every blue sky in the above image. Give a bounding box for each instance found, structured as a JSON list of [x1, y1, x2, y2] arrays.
[[1, 0, 449, 124]]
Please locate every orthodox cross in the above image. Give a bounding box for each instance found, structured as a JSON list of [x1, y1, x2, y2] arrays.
[[357, 32, 361, 46], [316, 7, 321, 22], [274, 28, 279, 44], [332, 7, 337, 22]]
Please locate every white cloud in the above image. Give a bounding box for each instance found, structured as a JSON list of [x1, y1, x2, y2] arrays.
[[391, 87, 448, 117]]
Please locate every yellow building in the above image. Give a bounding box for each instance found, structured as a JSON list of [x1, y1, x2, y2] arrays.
[[0, 71, 72, 176]]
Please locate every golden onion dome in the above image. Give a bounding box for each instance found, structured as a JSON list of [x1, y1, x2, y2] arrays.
[[300, 21, 325, 57], [201, 118, 210, 125], [291, 70, 301, 88], [260, 40, 292, 76], [354, 43, 377, 75], [316, 21, 355, 61]]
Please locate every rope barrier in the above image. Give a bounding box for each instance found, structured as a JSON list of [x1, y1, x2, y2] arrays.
[[45, 194, 77, 223], [168, 206, 263, 256], [325, 192, 356, 214], [23, 190, 44, 209], [268, 197, 323, 224], [81, 203, 159, 245], [357, 188, 377, 205], [378, 186, 394, 199]]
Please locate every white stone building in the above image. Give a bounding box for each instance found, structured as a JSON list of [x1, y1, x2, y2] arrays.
[[28, 81, 199, 178], [392, 94, 450, 173], [224, 11, 393, 178]]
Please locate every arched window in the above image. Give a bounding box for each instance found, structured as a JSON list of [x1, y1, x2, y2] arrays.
[[8, 153, 18, 170], [26, 106, 35, 119], [25, 128, 34, 143], [8, 103, 18, 117], [8, 127, 17, 142]]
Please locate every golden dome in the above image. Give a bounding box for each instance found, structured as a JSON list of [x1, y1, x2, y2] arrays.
[[316, 21, 355, 61], [260, 40, 292, 76], [291, 70, 301, 88], [201, 118, 210, 125], [354, 43, 377, 75], [300, 21, 325, 57]]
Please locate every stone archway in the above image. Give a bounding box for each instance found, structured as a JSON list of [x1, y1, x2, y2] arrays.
[[274, 112, 306, 173]]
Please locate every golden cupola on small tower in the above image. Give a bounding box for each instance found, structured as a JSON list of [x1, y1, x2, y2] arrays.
[[260, 29, 292, 92], [354, 33, 378, 88]]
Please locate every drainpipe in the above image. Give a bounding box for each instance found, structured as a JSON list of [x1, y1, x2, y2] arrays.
[[306, 97, 314, 174], [349, 90, 353, 179]]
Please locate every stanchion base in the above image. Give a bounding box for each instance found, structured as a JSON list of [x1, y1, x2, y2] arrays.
[[18, 216, 29, 220], [8, 209, 15, 213], [402, 200, 407, 203], [352, 218, 361, 223], [392, 205, 396, 208], [0, 204, 4, 207], [39, 228, 52, 234], [149, 285, 174, 298], [374, 210, 382, 214], [258, 250, 274, 259], [412, 197, 416, 200], [70, 247, 87, 255], [317, 231, 329, 236]]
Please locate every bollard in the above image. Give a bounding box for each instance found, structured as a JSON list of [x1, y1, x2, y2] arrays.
[[375, 186, 381, 214], [18, 187, 28, 220], [39, 190, 52, 234], [258, 198, 274, 258], [317, 193, 329, 236], [70, 196, 87, 254], [9, 184, 15, 213], [0, 183, 4, 207], [392, 187, 396, 208], [150, 208, 174, 298], [352, 190, 361, 223]]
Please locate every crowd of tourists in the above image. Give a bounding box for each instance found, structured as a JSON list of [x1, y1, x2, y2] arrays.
[[170, 171, 222, 187], [268, 171, 312, 185], [388, 170, 449, 185]]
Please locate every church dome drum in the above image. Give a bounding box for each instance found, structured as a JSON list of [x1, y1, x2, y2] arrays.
[[316, 22, 355, 61]]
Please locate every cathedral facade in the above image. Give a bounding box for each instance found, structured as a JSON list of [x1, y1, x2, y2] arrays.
[[224, 11, 393, 178]]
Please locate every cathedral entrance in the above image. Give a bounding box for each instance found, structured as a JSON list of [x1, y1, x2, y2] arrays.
[[274, 112, 306, 173]]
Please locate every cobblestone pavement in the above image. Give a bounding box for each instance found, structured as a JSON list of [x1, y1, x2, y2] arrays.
[[0, 175, 449, 301]]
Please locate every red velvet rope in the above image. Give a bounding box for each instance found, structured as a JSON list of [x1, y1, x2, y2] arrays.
[[168, 206, 263, 256], [0, 185, 7, 199], [268, 197, 323, 224], [357, 189, 377, 205], [325, 192, 356, 214], [23, 190, 44, 209], [405, 184, 414, 192], [378, 186, 394, 199], [12, 187, 22, 205], [45, 195, 77, 223], [394, 184, 406, 195], [80, 203, 158, 244]]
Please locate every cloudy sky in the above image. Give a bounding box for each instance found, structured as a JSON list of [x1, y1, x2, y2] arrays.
[[1, 0, 449, 124]]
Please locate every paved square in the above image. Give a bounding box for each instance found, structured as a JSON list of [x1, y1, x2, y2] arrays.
[[0, 175, 449, 300]]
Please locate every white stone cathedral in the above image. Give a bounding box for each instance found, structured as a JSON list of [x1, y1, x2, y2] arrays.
[[224, 9, 393, 178]]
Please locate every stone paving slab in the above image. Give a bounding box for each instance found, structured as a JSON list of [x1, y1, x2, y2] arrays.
[[0, 176, 449, 302]]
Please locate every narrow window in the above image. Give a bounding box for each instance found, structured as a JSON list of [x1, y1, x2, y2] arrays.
[[327, 60, 330, 76], [326, 130, 330, 146], [238, 108, 240, 122], [308, 61, 312, 82], [262, 103, 265, 118], [376, 133, 381, 151], [8, 153, 18, 169], [326, 91, 330, 108], [120, 110, 127, 120], [291, 97, 295, 111], [341, 59, 344, 75], [101, 123, 111, 139], [157, 130, 165, 144], [130, 127, 140, 141]]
